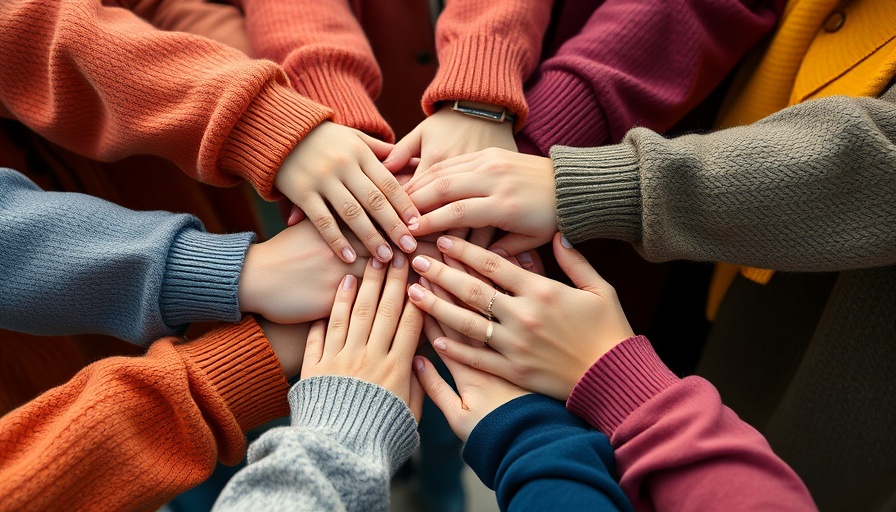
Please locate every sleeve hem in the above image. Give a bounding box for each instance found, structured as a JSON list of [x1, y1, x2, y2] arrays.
[[522, 69, 611, 152]]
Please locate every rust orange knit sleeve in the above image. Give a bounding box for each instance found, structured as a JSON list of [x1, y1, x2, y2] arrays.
[[0, 0, 333, 200], [239, 0, 394, 142], [0, 316, 289, 511], [422, 0, 554, 130]]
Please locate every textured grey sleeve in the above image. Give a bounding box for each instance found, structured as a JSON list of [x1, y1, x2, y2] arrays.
[[553, 93, 896, 271], [213, 376, 420, 512], [0, 168, 252, 345]]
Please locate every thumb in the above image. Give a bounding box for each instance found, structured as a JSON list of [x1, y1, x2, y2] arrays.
[[552, 233, 605, 293], [489, 233, 542, 260], [409, 373, 425, 422], [383, 129, 422, 173]]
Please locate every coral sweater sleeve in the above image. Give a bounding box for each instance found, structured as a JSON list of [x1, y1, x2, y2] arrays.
[[566, 336, 816, 511], [0, 0, 333, 200], [0, 316, 290, 512], [520, 0, 782, 155], [423, 0, 554, 130]]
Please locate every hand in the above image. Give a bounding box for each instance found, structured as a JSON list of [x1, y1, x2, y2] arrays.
[[407, 233, 635, 400], [412, 316, 528, 442], [237, 220, 369, 324], [274, 121, 420, 263], [301, 254, 425, 421], [403, 148, 557, 256], [256, 317, 311, 380], [384, 104, 517, 179]]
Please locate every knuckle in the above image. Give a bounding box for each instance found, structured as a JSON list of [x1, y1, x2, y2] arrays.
[[379, 178, 401, 196], [460, 316, 479, 338], [450, 201, 467, 221], [435, 176, 452, 196], [469, 350, 486, 371], [377, 299, 402, 319], [313, 214, 335, 232], [342, 200, 363, 220], [465, 282, 484, 304], [328, 320, 348, 333], [367, 189, 387, 211], [353, 304, 374, 321], [480, 253, 502, 275]]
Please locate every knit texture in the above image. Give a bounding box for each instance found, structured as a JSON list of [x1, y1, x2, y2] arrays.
[[0, 316, 289, 511], [214, 376, 419, 512]]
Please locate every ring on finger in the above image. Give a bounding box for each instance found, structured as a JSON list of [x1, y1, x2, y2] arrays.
[[485, 320, 493, 346], [486, 290, 498, 320]]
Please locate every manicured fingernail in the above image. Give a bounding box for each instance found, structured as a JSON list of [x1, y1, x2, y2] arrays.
[[408, 284, 426, 301], [518, 251, 533, 268], [399, 235, 416, 252], [392, 253, 405, 269], [561, 236, 574, 249], [341, 247, 356, 263], [419, 276, 431, 290], [412, 256, 430, 272], [342, 274, 355, 290], [433, 338, 447, 351], [491, 248, 508, 258], [376, 244, 393, 261], [414, 356, 425, 371], [408, 222, 419, 231], [407, 216, 418, 226], [437, 236, 453, 250], [372, 258, 385, 269]]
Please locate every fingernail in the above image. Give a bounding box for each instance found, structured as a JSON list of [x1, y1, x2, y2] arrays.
[[376, 244, 393, 261], [408, 284, 426, 301], [437, 236, 453, 250], [412, 256, 430, 272], [433, 338, 447, 351], [518, 251, 533, 268], [419, 276, 431, 290], [407, 216, 418, 226], [392, 253, 405, 269], [342, 274, 355, 290], [399, 235, 416, 252], [372, 258, 385, 269], [491, 248, 508, 258], [561, 236, 574, 249], [341, 247, 356, 263], [408, 222, 419, 232], [414, 356, 425, 371]]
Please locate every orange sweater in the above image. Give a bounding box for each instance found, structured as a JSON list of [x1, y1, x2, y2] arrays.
[[0, 316, 290, 512]]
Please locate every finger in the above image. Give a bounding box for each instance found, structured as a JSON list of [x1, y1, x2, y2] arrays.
[[368, 254, 412, 355], [422, 314, 446, 343], [407, 198, 497, 237], [286, 204, 306, 227], [345, 258, 388, 350], [435, 235, 528, 295], [383, 128, 421, 174], [301, 319, 328, 373], [468, 227, 496, 249], [407, 282, 504, 346], [411, 254, 507, 318], [356, 131, 394, 161], [389, 300, 424, 359], [327, 184, 393, 262], [420, 277, 471, 345], [442, 253, 494, 310], [408, 172, 487, 213], [302, 195, 358, 263], [430, 335, 508, 379], [409, 372, 425, 422], [358, 153, 421, 242], [404, 152, 482, 195], [553, 233, 605, 293], [445, 227, 469, 240], [489, 232, 544, 258], [323, 274, 358, 357], [413, 356, 464, 432]]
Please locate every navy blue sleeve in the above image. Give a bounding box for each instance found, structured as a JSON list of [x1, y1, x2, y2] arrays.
[[463, 393, 633, 512]]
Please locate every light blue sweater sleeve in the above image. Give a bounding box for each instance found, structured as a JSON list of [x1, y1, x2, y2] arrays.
[[213, 376, 420, 512], [0, 168, 254, 345]]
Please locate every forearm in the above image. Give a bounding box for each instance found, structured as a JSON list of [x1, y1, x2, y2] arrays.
[[464, 394, 630, 512], [554, 94, 896, 271], [0, 169, 251, 345], [521, 0, 780, 155], [214, 376, 419, 512], [567, 336, 815, 511], [0, 317, 289, 511]]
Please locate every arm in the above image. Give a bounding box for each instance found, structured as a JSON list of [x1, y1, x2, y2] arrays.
[[554, 94, 896, 271], [567, 336, 815, 511], [520, 0, 781, 155], [0, 316, 290, 512], [463, 394, 631, 512]]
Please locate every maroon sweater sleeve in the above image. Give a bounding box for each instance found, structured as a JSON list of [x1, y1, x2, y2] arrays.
[[567, 336, 816, 511], [520, 0, 782, 155]]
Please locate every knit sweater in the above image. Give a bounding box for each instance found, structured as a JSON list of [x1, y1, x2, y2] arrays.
[[0, 315, 290, 511], [0, 168, 251, 345]]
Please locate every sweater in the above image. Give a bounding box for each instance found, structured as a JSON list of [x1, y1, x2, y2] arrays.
[[0, 168, 252, 345], [567, 336, 815, 511], [0, 316, 290, 511]]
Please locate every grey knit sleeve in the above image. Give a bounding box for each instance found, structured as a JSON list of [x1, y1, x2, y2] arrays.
[[0, 168, 253, 345], [213, 376, 420, 512], [553, 93, 896, 271]]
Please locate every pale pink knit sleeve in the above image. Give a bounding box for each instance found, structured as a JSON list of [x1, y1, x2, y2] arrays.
[[567, 336, 816, 511]]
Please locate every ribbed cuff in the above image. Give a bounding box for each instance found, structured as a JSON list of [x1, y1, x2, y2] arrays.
[[523, 69, 611, 153], [178, 316, 290, 434], [219, 82, 334, 200], [160, 228, 255, 327], [422, 35, 529, 131], [552, 143, 643, 244], [566, 335, 679, 437], [286, 61, 394, 143], [291, 376, 419, 475]]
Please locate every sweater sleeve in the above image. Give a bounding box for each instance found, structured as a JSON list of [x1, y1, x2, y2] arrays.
[[238, 0, 393, 141], [566, 336, 816, 511], [422, 0, 554, 130], [0, 0, 334, 200], [213, 376, 420, 512], [0, 168, 252, 346], [0, 316, 290, 512], [463, 394, 632, 512], [520, 0, 781, 155], [552, 94, 896, 271]]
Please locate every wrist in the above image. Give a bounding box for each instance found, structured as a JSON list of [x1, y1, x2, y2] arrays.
[[237, 243, 263, 315]]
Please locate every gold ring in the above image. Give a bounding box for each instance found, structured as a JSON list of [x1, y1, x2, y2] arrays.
[[485, 320, 494, 346], [486, 290, 498, 320]]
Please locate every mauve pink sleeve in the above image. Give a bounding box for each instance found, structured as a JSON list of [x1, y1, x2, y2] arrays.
[[567, 336, 816, 511]]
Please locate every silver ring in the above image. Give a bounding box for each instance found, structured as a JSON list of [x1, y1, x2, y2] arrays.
[[485, 320, 494, 346], [486, 290, 498, 320]]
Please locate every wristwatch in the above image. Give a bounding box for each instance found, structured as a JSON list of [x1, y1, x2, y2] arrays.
[[450, 100, 516, 123]]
